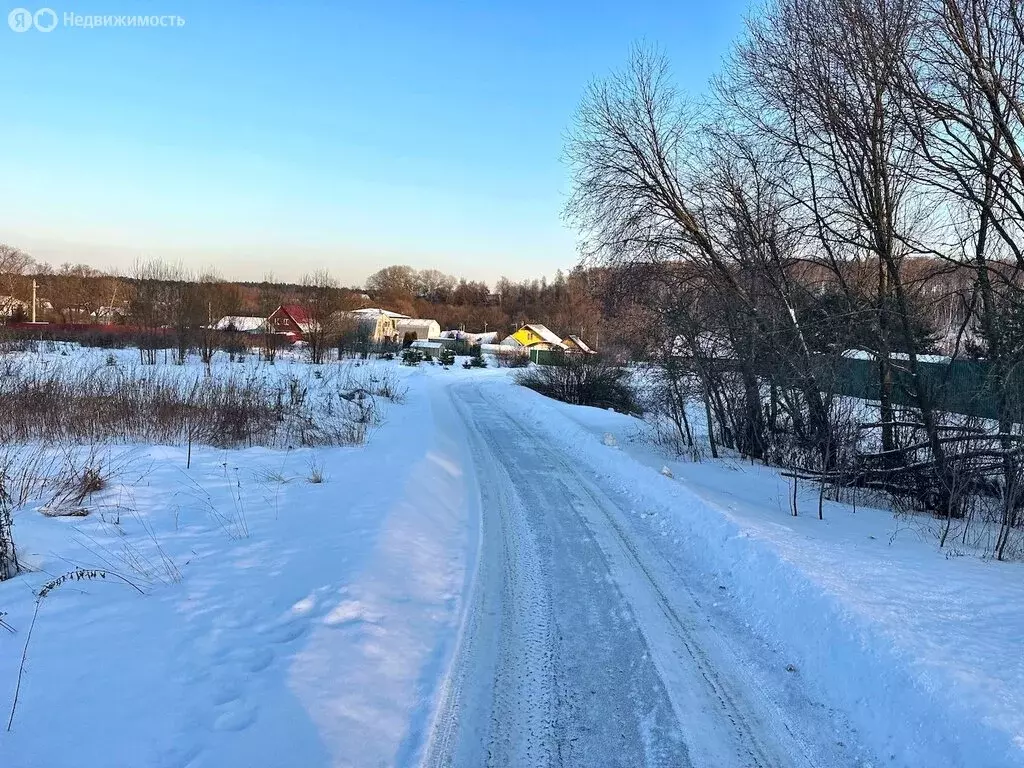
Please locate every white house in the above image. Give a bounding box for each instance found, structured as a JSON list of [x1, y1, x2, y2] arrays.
[[333, 309, 399, 344], [396, 318, 441, 342]]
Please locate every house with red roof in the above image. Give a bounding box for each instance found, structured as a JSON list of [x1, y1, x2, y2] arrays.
[[267, 304, 315, 340]]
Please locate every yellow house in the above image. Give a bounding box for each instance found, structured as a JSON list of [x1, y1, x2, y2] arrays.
[[504, 324, 567, 351]]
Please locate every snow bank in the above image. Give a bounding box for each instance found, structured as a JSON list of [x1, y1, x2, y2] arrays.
[[497, 381, 1024, 768]]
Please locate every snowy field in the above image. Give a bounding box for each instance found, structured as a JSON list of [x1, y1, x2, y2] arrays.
[[0, 346, 497, 767], [0, 345, 1021, 767]]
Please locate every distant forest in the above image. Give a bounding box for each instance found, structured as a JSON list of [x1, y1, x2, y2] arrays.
[[0, 246, 609, 345]]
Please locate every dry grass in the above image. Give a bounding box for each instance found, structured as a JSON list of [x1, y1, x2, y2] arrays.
[[307, 456, 327, 484], [494, 349, 530, 368], [0, 358, 384, 449]]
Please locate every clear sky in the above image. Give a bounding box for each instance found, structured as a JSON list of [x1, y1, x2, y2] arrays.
[[0, 0, 749, 286]]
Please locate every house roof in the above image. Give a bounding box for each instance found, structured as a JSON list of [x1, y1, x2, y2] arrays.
[[442, 329, 499, 344], [215, 316, 266, 332], [270, 304, 321, 334], [525, 324, 563, 345], [565, 335, 595, 354], [351, 307, 409, 319], [278, 304, 311, 325], [335, 309, 392, 323], [522, 324, 566, 347], [395, 318, 440, 330]]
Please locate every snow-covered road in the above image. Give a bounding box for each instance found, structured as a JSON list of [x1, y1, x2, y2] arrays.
[[425, 381, 841, 767]]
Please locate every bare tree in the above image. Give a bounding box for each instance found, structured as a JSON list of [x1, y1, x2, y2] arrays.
[[365, 265, 419, 300], [129, 259, 178, 364], [0, 245, 34, 298], [302, 270, 342, 364], [0, 488, 17, 581], [566, 47, 837, 461]]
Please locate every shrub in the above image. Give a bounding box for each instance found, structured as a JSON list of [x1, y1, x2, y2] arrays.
[[439, 348, 456, 366], [495, 349, 529, 368], [515, 357, 641, 414], [307, 457, 326, 484], [402, 349, 423, 366], [368, 369, 407, 402]]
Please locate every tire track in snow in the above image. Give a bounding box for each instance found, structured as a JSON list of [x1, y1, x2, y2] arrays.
[[424, 385, 556, 767], [428, 381, 824, 768], [427, 385, 690, 767], [493, 387, 815, 768]]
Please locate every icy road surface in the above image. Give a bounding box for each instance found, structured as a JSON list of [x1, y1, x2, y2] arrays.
[[425, 381, 837, 768]]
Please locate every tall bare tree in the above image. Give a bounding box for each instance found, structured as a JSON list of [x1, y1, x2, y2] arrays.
[[302, 269, 342, 364]]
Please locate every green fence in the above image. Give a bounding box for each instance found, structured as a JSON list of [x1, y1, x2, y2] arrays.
[[527, 350, 1009, 421], [827, 356, 1007, 421], [529, 348, 567, 366], [527, 348, 602, 366]]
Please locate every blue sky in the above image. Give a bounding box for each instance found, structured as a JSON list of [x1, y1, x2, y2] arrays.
[[0, 0, 749, 286]]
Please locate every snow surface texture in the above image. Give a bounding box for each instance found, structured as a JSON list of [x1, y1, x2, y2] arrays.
[[0, 350, 493, 767], [1, 346, 1020, 767], [502, 381, 1024, 768], [425, 383, 829, 767]]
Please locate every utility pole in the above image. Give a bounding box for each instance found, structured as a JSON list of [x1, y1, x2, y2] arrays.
[[31, 279, 37, 323]]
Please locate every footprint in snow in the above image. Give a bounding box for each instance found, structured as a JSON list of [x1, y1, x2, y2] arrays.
[[323, 600, 375, 628], [209, 679, 244, 706], [157, 742, 203, 768], [212, 701, 258, 732], [229, 645, 275, 673], [260, 617, 309, 644], [212, 608, 257, 631]]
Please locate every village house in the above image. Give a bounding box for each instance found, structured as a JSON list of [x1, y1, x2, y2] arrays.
[[395, 318, 441, 344], [334, 309, 399, 344], [267, 304, 314, 339], [562, 335, 596, 354], [214, 316, 267, 334], [502, 323, 568, 351]]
